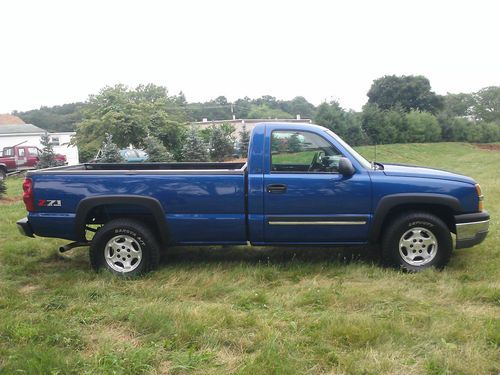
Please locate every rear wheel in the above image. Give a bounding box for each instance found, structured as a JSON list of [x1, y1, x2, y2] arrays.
[[90, 218, 160, 276], [0, 168, 6, 180], [382, 212, 452, 271]]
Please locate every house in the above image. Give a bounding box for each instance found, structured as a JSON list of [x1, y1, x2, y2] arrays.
[[0, 114, 79, 165]]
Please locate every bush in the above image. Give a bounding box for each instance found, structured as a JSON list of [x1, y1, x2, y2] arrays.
[[209, 124, 235, 161], [0, 179, 6, 199], [406, 110, 441, 142], [181, 126, 209, 162], [143, 136, 174, 162]]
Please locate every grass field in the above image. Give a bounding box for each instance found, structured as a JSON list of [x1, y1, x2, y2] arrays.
[[0, 142, 498, 374]]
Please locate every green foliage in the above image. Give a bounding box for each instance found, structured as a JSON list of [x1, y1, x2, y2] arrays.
[[37, 132, 58, 169], [405, 110, 441, 142], [288, 133, 303, 153], [473, 86, 500, 123], [13, 102, 85, 132], [367, 75, 443, 114], [99, 133, 124, 163], [143, 136, 174, 162], [0, 179, 6, 199], [74, 84, 187, 162], [314, 101, 367, 146], [181, 126, 208, 162], [239, 124, 250, 156], [208, 124, 235, 161], [247, 104, 292, 119]]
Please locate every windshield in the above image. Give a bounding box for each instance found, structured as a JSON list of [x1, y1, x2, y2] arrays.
[[325, 130, 372, 170]]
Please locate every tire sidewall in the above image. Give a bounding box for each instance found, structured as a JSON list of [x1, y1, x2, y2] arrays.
[[384, 214, 452, 271], [91, 221, 155, 276]]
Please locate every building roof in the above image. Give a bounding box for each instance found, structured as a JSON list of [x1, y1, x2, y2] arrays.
[[0, 123, 45, 135], [0, 114, 25, 125]]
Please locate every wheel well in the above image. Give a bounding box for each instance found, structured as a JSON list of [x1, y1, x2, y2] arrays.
[[377, 204, 456, 242], [84, 203, 165, 244]]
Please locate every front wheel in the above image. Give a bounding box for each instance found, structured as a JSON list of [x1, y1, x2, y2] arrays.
[[90, 218, 160, 276], [381, 212, 453, 271]]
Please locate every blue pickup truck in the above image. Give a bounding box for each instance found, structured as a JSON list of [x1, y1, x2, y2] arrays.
[[17, 123, 489, 275]]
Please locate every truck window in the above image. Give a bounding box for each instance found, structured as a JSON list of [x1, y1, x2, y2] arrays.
[[271, 130, 343, 173], [28, 147, 38, 156], [18, 148, 25, 157], [3, 148, 13, 157]]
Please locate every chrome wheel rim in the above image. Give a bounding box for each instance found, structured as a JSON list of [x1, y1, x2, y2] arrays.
[[104, 235, 142, 273], [399, 227, 438, 266]]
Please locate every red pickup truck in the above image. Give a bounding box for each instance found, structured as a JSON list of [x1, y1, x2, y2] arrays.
[[0, 145, 66, 179]]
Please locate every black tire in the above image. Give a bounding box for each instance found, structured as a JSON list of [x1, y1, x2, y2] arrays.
[[0, 168, 6, 181], [90, 218, 160, 276], [381, 211, 452, 271]]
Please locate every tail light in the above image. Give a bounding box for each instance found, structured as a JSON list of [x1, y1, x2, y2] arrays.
[[22, 178, 35, 212], [475, 184, 484, 211]]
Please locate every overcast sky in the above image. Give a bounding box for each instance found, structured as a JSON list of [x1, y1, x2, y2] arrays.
[[1, 0, 499, 113]]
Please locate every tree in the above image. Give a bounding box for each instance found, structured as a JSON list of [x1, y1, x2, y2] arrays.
[[442, 93, 475, 118], [37, 132, 58, 168], [209, 124, 235, 161], [99, 133, 124, 163], [361, 105, 407, 145], [74, 84, 188, 162], [288, 133, 303, 153], [239, 124, 250, 156], [181, 126, 209, 162], [247, 104, 292, 119], [14, 102, 85, 132], [144, 136, 174, 162], [367, 75, 443, 114], [473, 86, 500, 123]]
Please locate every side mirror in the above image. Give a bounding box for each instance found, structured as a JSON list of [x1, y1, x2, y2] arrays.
[[338, 157, 355, 175]]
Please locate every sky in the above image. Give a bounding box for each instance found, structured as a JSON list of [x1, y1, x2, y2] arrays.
[[0, 0, 499, 113]]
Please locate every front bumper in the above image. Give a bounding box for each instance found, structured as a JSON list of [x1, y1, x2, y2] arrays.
[[17, 217, 34, 238], [455, 211, 489, 249]]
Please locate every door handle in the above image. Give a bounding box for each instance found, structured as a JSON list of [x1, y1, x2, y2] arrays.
[[267, 184, 287, 193]]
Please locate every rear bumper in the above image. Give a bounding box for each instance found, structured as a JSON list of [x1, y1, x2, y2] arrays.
[[455, 211, 489, 249], [16, 217, 34, 238]]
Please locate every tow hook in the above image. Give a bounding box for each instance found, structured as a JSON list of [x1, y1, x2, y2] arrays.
[[59, 242, 90, 253]]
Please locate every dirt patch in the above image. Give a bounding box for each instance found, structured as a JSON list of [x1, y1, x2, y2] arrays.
[[474, 143, 500, 151], [0, 196, 22, 205], [85, 324, 141, 354], [19, 284, 40, 294]]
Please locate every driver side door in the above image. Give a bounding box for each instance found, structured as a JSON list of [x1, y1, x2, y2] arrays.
[[263, 129, 372, 243]]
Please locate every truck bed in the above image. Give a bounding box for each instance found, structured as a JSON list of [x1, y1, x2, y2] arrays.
[[26, 162, 248, 244]]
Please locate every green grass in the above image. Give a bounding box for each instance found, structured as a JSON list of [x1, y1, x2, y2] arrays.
[[0, 142, 499, 374]]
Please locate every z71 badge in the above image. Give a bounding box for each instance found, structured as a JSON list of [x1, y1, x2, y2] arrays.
[[38, 199, 62, 207]]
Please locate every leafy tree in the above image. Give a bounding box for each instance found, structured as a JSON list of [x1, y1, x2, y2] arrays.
[[37, 132, 58, 168], [239, 124, 250, 156], [315, 101, 367, 145], [99, 133, 124, 163], [280, 96, 316, 119], [473, 86, 500, 123], [361, 105, 406, 145], [144, 136, 174, 162], [74, 84, 188, 162], [442, 93, 475, 118], [367, 75, 443, 114], [13, 102, 85, 132], [181, 126, 209, 162], [209, 124, 235, 161]]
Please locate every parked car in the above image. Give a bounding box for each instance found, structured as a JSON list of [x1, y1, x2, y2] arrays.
[[119, 149, 148, 162], [17, 122, 489, 276], [90, 148, 148, 163], [0, 145, 67, 179]]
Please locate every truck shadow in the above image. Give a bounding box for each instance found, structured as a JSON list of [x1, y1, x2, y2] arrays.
[[163, 245, 381, 266]]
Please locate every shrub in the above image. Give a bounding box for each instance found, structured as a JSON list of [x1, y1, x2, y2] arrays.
[[181, 126, 209, 162], [99, 133, 124, 163], [144, 136, 174, 162], [37, 132, 58, 169]]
